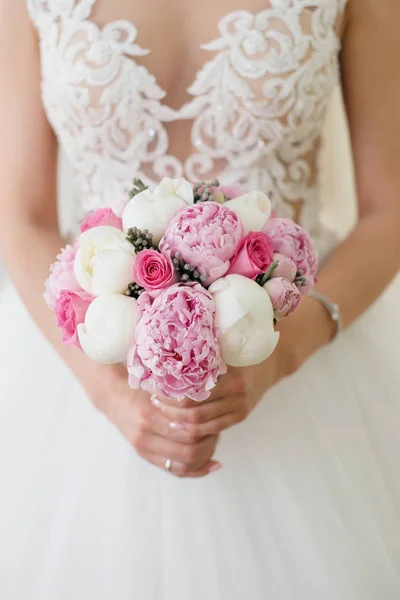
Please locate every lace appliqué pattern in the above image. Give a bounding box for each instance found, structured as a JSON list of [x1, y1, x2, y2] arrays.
[[26, 0, 347, 240]]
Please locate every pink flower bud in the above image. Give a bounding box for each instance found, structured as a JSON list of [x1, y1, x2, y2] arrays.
[[271, 253, 297, 282], [263, 277, 302, 320]]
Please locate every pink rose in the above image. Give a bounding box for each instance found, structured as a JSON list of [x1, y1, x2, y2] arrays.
[[80, 208, 122, 233], [128, 284, 227, 401], [263, 278, 302, 320], [44, 244, 81, 309], [227, 232, 274, 279], [55, 289, 93, 347], [133, 249, 177, 291], [271, 253, 297, 282], [263, 218, 318, 295], [160, 202, 243, 285]]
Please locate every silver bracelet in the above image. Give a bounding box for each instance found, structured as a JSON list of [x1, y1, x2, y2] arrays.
[[308, 290, 343, 341]]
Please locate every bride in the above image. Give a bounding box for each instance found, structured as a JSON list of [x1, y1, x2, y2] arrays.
[[1, 0, 399, 598]]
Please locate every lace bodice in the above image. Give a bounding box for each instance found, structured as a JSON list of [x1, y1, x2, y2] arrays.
[[27, 0, 348, 246]]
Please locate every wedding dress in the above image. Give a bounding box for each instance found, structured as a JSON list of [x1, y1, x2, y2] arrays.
[[1, 1, 400, 598]]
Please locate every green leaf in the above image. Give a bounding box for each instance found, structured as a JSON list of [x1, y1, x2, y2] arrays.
[[258, 261, 279, 287]]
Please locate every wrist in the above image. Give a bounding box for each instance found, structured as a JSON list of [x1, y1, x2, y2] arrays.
[[276, 295, 335, 376]]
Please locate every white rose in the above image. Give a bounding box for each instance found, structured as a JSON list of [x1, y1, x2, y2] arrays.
[[78, 294, 140, 364], [209, 274, 279, 367], [224, 191, 272, 234], [122, 177, 194, 245], [74, 226, 135, 296]]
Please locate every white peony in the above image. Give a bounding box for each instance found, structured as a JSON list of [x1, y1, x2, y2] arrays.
[[224, 191, 272, 234], [209, 274, 279, 367], [74, 226, 136, 296], [78, 294, 140, 364], [122, 177, 194, 245]]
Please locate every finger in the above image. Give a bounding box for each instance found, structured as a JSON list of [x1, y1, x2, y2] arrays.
[[153, 395, 241, 426], [139, 453, 222, 478], [139, 403, 206, 443], [180, 412, 242, 437], [135, 432, 219, 470]]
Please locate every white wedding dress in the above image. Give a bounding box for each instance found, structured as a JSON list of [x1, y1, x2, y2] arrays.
[[1, 1, 400, 598]]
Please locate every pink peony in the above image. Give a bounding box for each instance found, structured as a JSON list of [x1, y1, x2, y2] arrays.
[[227, 232, 274, 279], [263, 218, 318, 295], [263, 278, 302, 320], [133, 249, 177, 291], [55, 290, 93, 348], [160, 202, 243, 285], [44, 244, 81, 309], [128, 284, 227, 401], [80, 208, 122, 233], [271, 253, 297, 283], [218, 184, 244, 200]]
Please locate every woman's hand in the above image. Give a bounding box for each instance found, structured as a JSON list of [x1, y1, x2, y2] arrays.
[[87, 365, 222, 478], [153, 301, 334, 437], [153, 354, 285, 438]]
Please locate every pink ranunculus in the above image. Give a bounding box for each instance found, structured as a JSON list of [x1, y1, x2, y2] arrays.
[[44, 244, 81, 310], [128, 284, 227, 401], [133, 249, 178, 291], [263, 218, 318, 295], [55, 289, 93, 348], [271, 253, 297, 283], [159, 202, 243, 285], [263, 278, 302, 320], [80, 208, 123, 233], [226, 231, 274, 280]]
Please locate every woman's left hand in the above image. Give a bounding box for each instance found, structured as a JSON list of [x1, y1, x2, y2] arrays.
[[152, 353, 286, 438], [153, 296, 333, 437]]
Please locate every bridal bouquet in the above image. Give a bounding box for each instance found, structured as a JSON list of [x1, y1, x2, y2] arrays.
[[45, 178, 317, 401]]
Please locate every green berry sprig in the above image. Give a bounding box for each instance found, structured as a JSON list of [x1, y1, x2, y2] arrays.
[[294, 270, 308, 288], [129, 178, 148, 199], [172, 252, 208, 285], [193, 179, 221, 203], [126, 227, 154, 253], [125, 282, 145, 300]]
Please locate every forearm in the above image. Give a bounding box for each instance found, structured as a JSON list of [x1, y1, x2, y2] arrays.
[[0, 216, 118, 396], [279, 207, 400, 372]]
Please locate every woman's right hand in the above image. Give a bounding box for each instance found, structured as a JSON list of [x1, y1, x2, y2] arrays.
[[87, 365, 222, 478]]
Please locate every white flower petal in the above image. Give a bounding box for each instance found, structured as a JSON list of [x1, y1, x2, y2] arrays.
[[210, 274, 279, 367], [122, 180, 194, 245], [78, 294, 139, 364], [224, 191, 272, 234], [91, 248, 135, 296], [74, 226, 135, 296]]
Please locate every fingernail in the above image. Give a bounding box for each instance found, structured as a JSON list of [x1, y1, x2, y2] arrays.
[[208, 462, 222, 473], [169, 422, 186, 431], [151, 394, 161, 408]]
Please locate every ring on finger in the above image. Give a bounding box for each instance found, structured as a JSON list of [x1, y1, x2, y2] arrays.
[[165, 458, 173, 472]]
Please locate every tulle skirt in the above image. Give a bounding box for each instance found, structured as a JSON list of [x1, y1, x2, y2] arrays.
[[1, 275, 400, 600]]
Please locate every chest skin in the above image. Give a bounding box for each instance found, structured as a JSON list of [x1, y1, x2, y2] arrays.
[[88, 0, 345, 166], [91, 0, 344, 109]]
